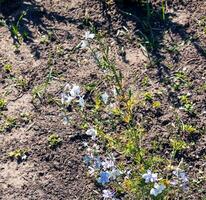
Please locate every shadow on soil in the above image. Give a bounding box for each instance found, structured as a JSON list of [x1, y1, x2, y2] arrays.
[[100, 0, 206, 81], [1, 0, 204, 110], [1, 0, 205, 71], [97, 0, 206, 113], [0, 0, 83, 58]]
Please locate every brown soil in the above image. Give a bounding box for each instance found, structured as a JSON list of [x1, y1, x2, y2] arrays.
[[0, 0, 205, 199]]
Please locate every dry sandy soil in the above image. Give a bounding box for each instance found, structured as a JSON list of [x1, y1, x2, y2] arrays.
[[0, 0, 205, 199]]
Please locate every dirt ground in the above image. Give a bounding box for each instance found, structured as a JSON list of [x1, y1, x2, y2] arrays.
[[0, 0, 205, 199]]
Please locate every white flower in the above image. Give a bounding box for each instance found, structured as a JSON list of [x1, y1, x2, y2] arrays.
[[124, 169, 132, 179], [172, 169, 189, 190], [86, 128, 97, 140], [92, 143, 100, 152], [142, 170, 158, 183], [102, 159, 115, 170], [84, 31, 95, 40], [21, 154, 27, 160], [78, 96, 85, 109], [102, 189, 114, 199], [88, 166, 95, 176], [61, 93, 74, 104], [64, 83, 72, 92], [80, 31, 95, 49], [101, 92, 109, 104], [150, 183, 166, 197], [109, 168, 122, 180], [109, 102, 118, 110], [179, 172, 188, 183], [102, 154, 116, 169], [63, 116, 69, 125], [170, 180, 178, 186], [80, 40, 89, 49], [112, 87, 118, 97], [61, 84, 81, 104], [82, 142, 88, 147], [173, 170, 188, 183], [70, 84, 81, 97]]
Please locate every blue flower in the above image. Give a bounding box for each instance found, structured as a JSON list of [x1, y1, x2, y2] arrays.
[[97, 171, 110, 185], [173, 170, 189, 183], [172, 169, 189, 190]]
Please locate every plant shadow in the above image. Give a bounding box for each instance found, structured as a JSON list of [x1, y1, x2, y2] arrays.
[[99, 0, 206, 81], [0, 0, 83, 58], [0, 0, 205, 81]]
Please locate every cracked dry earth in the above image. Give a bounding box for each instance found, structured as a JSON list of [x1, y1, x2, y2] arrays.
[[0, 0, 206, 199]]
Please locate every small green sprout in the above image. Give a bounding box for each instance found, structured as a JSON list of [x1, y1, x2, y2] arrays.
[[11, 24, 21, 42], [179, 94, 189, 105], [0, 98, 7, 110], [15, 77, 28, 90], [8, 149, 28, 161], [85, 82, 97, 92], [56, 45, 64, 56], [171, 72, 189, 90], [175, 72, 187, 81], [142, 76, 149, 86], [3, 64, 12, 73], [170, 138, 187, 157], [4, 117, 16, 131], [182, 124, 197, 134], [40, 35, 50, 44], [32, 83, 47, 99], [20, 112, 31, 124], [199, 16, 206, 35], [40, 31, 53, 45], [152, 101, 161, 109], [144, 92, 153, 101], [179, 94, 194, 113], [10, 11, 27, 44], [48, 134, 62, 148], [184, 102, 194, 113], [167, 43, 179, 53], [172, 82, 181, 91]]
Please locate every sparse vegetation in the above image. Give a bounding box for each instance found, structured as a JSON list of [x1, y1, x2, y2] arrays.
[[0, 116, 16, 132], [0, 0, 205, 199], [48, 134, 62, 148], [8, 148, 28, 162], [0, 98, 7, 110]]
